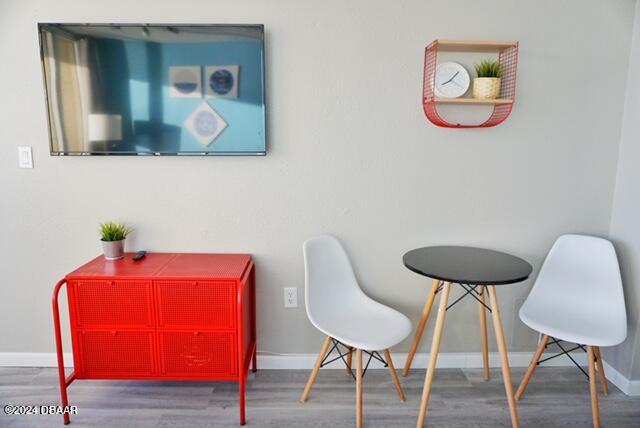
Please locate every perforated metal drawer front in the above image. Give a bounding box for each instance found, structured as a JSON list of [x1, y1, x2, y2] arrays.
[[74, 280, 153, 327], [78, 330, 155, 377], [160, 331, 236, 377], [156, 281, 235, 328]]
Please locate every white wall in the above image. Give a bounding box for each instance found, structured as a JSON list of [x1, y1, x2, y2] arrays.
[[0, 0, 635, 358], [608, 1, 640, 381]]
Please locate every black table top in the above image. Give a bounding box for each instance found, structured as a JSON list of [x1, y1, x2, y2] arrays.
[[403, 246, 533, 286]]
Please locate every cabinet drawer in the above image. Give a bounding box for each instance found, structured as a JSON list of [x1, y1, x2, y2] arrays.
[[77, 330, 155, 377], [155, 280, 235, 328], [73, 280, 153, 328], [159, 331, 236, 377]]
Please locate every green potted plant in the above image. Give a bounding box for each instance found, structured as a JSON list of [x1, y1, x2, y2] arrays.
[[473, 59, 503, 99], [99, 221, 132, 260]]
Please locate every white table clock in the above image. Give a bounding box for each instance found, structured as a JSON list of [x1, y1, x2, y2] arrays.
[[434, 61, 470, 98]]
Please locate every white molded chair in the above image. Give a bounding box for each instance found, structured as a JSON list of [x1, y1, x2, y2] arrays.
[[299, 235, 412, 428], [516, 234, 627, 428]]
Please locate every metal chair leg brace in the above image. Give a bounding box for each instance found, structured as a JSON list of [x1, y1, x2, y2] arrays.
[[320, 338, 387, 381], [536, 336, 598, 379]]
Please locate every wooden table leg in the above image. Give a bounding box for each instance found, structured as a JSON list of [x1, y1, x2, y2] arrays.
[[515, 334, 549, 400], [384, 349, 405, 402], [487, 286, 520, 428], [356, 349, 363, 428], [416, 282, 451, 428], [478, 286, 490, 381], [587, 346, 601, 428], [594, 347, 608, 395], [300, 336, 332, 402], [404, 279, 441, 376]]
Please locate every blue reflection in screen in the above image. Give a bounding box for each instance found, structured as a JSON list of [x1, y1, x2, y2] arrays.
[[40, 24, 266, 155]]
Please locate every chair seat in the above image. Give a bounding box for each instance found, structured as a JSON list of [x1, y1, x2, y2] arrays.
[[518, 235, 626, 348], [310, 301, 412, 351], [519, 301, 626, 347], [303, 235, 412, 351]]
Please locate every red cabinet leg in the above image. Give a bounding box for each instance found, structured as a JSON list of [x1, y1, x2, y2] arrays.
[[60, 384, 70, 425], [239, 377, 246, 425], [251, 265, 257, 374], [252, 347, 257, 373], [52, 278, 71, 425]]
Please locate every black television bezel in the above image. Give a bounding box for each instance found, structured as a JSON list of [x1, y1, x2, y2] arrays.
[[38, 23, 267, 156]]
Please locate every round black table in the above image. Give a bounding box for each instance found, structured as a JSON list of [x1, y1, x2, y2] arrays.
[[403, 246, 532, 428], [403, 246, 532, 286]]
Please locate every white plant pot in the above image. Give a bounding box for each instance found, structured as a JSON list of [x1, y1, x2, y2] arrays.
[[102, 239, 125, 260], [473, 77, 501, 99]]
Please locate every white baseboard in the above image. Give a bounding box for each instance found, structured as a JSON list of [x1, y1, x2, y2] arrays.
[[1, 351, 638, 396], [260, 351, 640, 396], [599, 359, 640, 396], [257, 351, 554, 370], [0, 352, 73, 367]]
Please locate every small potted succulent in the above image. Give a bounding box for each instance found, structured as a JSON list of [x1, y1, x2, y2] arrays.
[[99, 221, 132, 260], [473, 59, 503, 99]]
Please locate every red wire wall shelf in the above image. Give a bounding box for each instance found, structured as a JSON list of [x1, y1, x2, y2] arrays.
[[423, 40, 519, 128]]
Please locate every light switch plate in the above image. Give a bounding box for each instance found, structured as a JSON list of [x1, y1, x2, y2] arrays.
[[18, 146, 33, 168]]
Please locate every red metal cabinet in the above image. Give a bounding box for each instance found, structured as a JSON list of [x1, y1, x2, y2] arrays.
[[53, 253, 256, 425], [73, 279, 154, 328], [77, 330, 156, 377], [155, 280, 236, 329], [159, 330, 237, 377]]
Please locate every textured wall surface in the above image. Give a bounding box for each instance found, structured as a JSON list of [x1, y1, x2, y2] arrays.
[[0, 0, 635, 359], [608, 2, 640, 381]]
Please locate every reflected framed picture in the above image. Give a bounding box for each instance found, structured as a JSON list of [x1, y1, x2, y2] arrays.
[[205, 65, 239, 99], [184, 102, 227, 146], [38, 24, 266, 155], [169, 66, 202, 98]]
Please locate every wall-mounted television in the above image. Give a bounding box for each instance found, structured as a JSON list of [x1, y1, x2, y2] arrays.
[[38, 24, 266, 155]]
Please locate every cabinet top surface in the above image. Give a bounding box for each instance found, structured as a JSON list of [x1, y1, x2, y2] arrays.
[[67, 253, 252, 280]]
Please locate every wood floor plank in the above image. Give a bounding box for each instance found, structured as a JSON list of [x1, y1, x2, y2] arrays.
[[0, 367, 637, 427]]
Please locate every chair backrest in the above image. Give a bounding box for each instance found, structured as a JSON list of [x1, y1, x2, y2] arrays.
[[302, 235, 366, 327], [524, 234, 626, 342]]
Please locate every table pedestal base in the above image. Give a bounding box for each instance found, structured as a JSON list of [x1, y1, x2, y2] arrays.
[[414, 282, 520, 428]]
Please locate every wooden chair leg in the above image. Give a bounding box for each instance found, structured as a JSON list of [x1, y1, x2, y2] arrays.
[[587, 346, 601, 428], [346, 347, 353, 374], [416, 282, 452, 428], [594, 347, 608, 395], [300, 336, 332, 402], [384, 349, 405, 402], [356, 349, 363, 428], [403, 279, 441, 376], [478, 286, 490, 381], [515, 334, 549, 400], [487, 286, 520, 428]]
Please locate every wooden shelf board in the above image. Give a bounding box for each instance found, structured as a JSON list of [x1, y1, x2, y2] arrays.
[[427, 97, 514, 105], [435, 40, 518, 53]]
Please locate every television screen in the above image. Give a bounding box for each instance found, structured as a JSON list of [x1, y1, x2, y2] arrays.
[[38, 24, 266, 155]]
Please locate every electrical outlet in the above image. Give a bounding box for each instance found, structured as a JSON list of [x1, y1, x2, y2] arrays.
[[284, 287, 298, 308]]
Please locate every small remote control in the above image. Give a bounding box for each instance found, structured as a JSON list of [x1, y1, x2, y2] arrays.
[[133, 250, 147, 261]]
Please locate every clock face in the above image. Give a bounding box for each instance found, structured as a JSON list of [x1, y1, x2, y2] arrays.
[[434, 62, 470, 98]]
